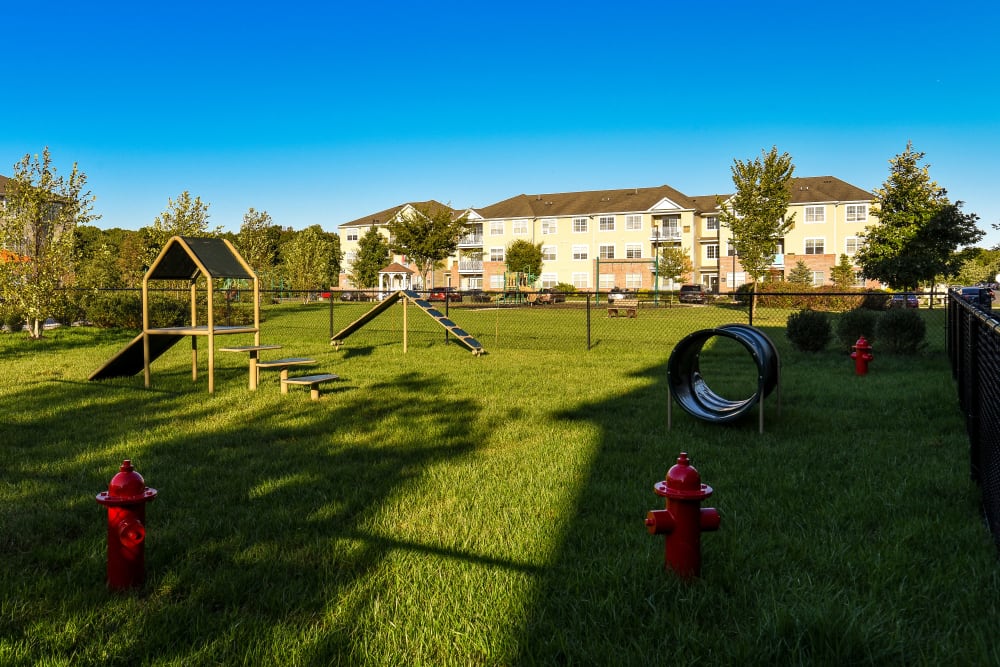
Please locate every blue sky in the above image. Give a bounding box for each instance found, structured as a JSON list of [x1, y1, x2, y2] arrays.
[[3, 1, 998, 246]]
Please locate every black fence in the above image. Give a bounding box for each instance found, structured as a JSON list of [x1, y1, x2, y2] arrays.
[[948, 292, 1000, 548]]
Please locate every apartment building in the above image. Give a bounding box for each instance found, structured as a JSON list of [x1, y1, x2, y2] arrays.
[[337, 176, 876, 292]]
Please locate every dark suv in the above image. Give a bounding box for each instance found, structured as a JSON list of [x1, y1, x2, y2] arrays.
[[678, 284, 706, 304]]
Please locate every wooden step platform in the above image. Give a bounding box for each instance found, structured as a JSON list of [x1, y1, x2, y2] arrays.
[[255, 357, 316, 385], [281, 373, 340, 400]]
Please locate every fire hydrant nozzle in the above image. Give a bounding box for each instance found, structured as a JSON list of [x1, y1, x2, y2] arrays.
[[850, 336, 874, 376], [646, 452, 719, 579], [96, 459, 157, 590]]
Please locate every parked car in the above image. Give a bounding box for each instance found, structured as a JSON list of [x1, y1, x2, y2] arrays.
[[958, 286, 993, 309], [607, 287, 632, 303], [678, 284, 706, 304], [340, 290, 361, 301], [889, 292, 919, 309], [535, 288, 566, 304], [428, 287, 462, 302], [465, 289, 492, 303]]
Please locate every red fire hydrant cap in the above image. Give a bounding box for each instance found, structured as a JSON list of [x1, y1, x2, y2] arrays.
[[654, 453, 714, 500], [854, 336, 870, 348], [96, 460, 157, 506]]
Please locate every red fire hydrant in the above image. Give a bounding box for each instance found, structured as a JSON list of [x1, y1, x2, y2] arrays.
[[645, 452, 720, 579], [850, 336, 874, 376], [96, 460, 157, 590]]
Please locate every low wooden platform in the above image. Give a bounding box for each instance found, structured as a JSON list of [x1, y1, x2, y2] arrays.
[[608, 298, 638, 318], [281, 373, 340, 400], [255, 357, 316, 385]]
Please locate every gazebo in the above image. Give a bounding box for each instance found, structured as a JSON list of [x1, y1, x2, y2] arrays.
[[378, 262, 415, 298]]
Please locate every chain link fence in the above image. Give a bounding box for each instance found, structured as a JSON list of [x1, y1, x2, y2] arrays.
[[947, 291, 1000, 549]]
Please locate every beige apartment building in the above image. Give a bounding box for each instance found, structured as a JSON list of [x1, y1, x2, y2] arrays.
[[337, 176, 876, 293]]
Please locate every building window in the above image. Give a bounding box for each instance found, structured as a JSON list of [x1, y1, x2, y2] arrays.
[[573, 217, 588, 233], [625, 243, 642, 259], [572, 272, 589, 289], [706, 244, 719, 260], [599, 274, 615, 289], [490, 247, 505, 262], [542, 245, 557, 261], [490, 274, 505, 289], [572, 245, 588, 260], [346, 231, 359, 241], [599, 215, 615, 231], [706, 216, 718, 231], [468, 277, 483, 289], [805, 238, 825, 255], [599, 244, 615, 259], [805, 206, 825, 223], [541, 219, 557, 235], [625, 214, 642, 230], [846, 204, 867, 222], [727, 242, 737, 256], [845, 237, 861, 255], [540, 273, 558, 288], [625, 273, 642, 290], [512, 220, 528, 235], [490, 221, 504, 236], [811, 271, 825, 286]]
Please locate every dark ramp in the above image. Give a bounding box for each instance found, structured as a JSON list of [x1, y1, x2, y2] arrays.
[[89, 333, 184, 381], [330, 291, 405, 344]]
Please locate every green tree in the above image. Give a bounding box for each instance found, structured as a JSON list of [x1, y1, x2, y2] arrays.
[[279, 225, 336, 301], [955, 247, 1000, 286], [787, 260, 813, 286], [0, 148, 98, 337], [655, 245, 693, 303], [146, 191, 219, 265], [386, 203, 467, 288], [505, 239, 543, 279], [830, 254, 857, 289], [235, 208, 280, 283], [349, 226, 389, 289], [855, 142, 983, 290], [717, 146, 796, 284]]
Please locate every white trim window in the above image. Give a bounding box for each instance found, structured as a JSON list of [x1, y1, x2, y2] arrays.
[[572, 245, 588, 260], [490, 274, 505, 289], [727, 242, 737, 257], [805, 206, 825, 223], [599, 215, 615, 231], [541, 219, 557, 235], [845, 237, 861, 255], [345, 231, 359, 241], [572, 272, 589, 289], [706, 216, 719, 231], [541, 245, 557, 261], [540, 273, 558, 288], [512, 220, 528, 235], [599, 244, 615, 260], [625, 273, 642, 290], [706, 244, 720, 260], [490, 221, 505, 236], [805, 238, 825, 255], [811, 271, 825, 286], [490, 247, 505, 262], [625, 243, 642, 259], [625, 214, 642, 230], [599, 274, 615, 289], [573, 217, 588, 233], [846, 204, 867, 223]]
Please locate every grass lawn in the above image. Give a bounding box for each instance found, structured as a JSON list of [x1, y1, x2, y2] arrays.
[[1, 305, 996, 666]]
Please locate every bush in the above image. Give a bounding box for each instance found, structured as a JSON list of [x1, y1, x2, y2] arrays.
[[148, 296, 188, 328], [876, 308, 926, 354], [87, 292, 142, 329], [786, 308, 831, 352], [554, 282, 576, 294], [2, 306, 25, 333], [835, 308, 880, 352], [51, 289, 87, 325]]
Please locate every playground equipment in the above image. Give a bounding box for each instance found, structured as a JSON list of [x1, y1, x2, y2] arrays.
[[666, 324, 780, 433], [89, 236, 261, 393], [645, 452, 720, 579], [331, 290, 484, 355], [496, 271, 536, 305], [96, 460, 157, 590]]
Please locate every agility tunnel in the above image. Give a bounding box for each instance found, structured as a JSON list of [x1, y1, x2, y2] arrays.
[[666, 324, 780, 432]]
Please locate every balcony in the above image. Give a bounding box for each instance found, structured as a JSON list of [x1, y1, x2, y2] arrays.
[[458, 233, 483, 247], [458, 260, 483, 273], [650, 228, 682, 243]]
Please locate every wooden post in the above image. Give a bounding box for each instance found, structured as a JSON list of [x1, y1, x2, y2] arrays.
[[403, 293, 408, 354], [190, 281, 198, 381], [142, 276, 151, 388]]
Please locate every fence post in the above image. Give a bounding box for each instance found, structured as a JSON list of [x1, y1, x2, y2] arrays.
[[328, 294, 334, 339], [586, 292, 592, 350]]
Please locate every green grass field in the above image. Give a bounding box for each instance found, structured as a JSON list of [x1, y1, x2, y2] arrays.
[[2, 305, 996, 666]]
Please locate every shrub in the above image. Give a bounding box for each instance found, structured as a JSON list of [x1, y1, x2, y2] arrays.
[[835, 308, 880, 352], [50, 289, 87, 325], [876, 307, 926, 354], [2, 306, 25, 333], [87, 292, 142, 329], [554, 282, 576, 294], [786, 308, 831, 352], [148, 296, 188, 328]]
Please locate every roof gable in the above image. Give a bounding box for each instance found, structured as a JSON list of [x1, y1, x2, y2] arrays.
[[146, 236, 255, 281]]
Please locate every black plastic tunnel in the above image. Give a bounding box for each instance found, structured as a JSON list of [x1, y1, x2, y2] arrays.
[[667, 324, 780, 424]]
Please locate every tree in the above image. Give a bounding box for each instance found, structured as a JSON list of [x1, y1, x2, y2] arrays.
[[830, 254, 857, 289], [654, 245, 693, 303], [787, 259, 814, 286], [349, 226, 389, 289], [386, 204, 467, 288], [279, 225, 336, 301], [145, 191, 219, 266], [855, 142, 983, 290], [235, 208, 280, 283], [505, 239, 543, 279], [0, 148, 98, 337], [717, 146, 796, 284]]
